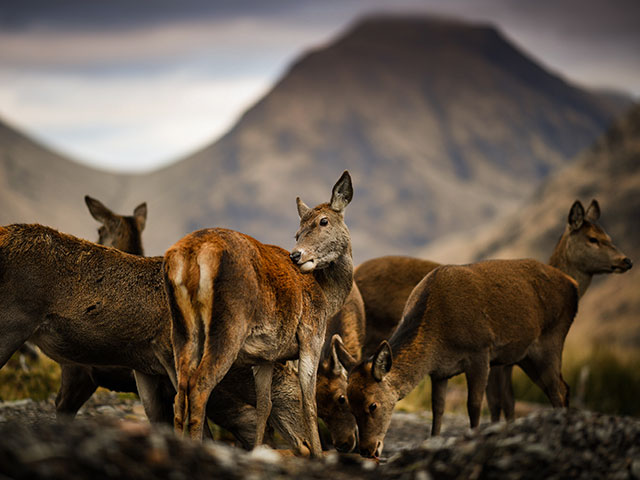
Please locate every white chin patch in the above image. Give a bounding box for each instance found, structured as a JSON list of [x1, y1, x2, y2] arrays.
[[299, 260, 316, 272]]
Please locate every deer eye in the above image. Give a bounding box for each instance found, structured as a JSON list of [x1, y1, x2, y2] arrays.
[[319, 217, 329, 226], [588, 237, 598, 244], [369, 403, 377, 413], [338, 395, 346, 405]]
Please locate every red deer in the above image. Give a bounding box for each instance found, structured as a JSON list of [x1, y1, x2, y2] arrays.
[[0, 223, 310, 453], [55, 196, 147, 416], [344, 199, 632, 458], [355, 256, 440, 356], [164, 171, 354, 456], [486, 199, 632, 421], [315, 281, 365, 452]]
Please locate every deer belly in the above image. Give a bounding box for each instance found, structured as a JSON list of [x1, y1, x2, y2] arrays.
[[239, 331, 299, 364]]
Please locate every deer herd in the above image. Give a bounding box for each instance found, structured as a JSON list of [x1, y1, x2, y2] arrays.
[[0, 171, 633, 460]]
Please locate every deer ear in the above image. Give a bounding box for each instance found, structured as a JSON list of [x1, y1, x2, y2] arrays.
[[568, 200, 585, 231], [371, 340, 392, 382], [330, 171, 353, 213], [85, 195, 115, 225], [331, 334, 357, 375], [133, 202, 147, 231], [585, 199, 600, 222], [296, 197, 310, 218]]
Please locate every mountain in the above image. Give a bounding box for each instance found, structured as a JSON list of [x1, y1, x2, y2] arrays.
[[0, 118, 131, 243], [0, 15, 632, 260], [422, 103, 640, 349], [135, 15, 628, 259]]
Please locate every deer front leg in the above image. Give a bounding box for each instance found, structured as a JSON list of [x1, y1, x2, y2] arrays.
[[465, 355, 490, 429], [252, 364, 274, 447], [297, 338, 323, 457], [55, 365, 99, 418], [430, 376, 448, 436]]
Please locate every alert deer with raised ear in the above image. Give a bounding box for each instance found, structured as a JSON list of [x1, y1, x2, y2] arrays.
[[343, 199, 631, 459], [163, 171, 354, 456], [486, 199, 632, 422]]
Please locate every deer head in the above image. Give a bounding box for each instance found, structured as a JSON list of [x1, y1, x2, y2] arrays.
[[85, 195, 147, 254], [290, 171, 353, 273], [564, 199, 632, 275], [316, 334, 359, 452], [346, 340, 395, 459]]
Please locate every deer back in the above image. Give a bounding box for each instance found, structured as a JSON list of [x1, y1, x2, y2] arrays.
[[354, 256, 440, 355], [0, 224, 170, 371]]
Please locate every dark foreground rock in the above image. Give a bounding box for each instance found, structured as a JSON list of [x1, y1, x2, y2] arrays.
[[0, 407, 638, 480]]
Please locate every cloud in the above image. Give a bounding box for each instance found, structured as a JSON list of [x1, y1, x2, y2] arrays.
[[0, 68, 272, 172]]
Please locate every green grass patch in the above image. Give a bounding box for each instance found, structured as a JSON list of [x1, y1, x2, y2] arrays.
[[0, 351, 61, 402]]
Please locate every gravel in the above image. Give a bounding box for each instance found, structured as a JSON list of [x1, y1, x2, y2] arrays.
[[0, 395, 638, 480]]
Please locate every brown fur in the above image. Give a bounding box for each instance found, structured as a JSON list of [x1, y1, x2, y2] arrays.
[[348, 259, 578, 458], [347, 199, 632, 458], [354, 256, 440, 355], [487, 199, 632, 421], [55, 197, 148, 417], [0, 223, 311, 452], [164, 172, 354, 457]]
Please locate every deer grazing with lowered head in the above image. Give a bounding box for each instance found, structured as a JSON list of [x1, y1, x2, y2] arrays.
[[343, 199, 632, 459], [315, 281, 365, 452], [164, 171, 354, 456]]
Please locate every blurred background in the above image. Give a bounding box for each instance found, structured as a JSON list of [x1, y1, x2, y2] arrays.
[[0, 0, 638, 415]]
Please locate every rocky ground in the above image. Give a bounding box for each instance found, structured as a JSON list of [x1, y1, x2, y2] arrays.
[[1, 393, 639, 479]]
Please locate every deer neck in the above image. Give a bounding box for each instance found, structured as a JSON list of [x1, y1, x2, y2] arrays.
[[312, 247, 354, 318], [386, 335, 434, 400], [548, 233, 592, 299]]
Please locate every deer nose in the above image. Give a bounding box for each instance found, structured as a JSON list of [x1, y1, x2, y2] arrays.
[[290, 251, 301, 263], [359, 446, 374, 458], [624, 257, 633, 269]]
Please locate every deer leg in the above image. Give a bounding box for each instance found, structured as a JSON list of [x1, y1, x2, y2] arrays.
[[55, 365, 98, 418], [465, 355, 490, 429], [501, 365, 515, 421], [297, 336, 324, 457], [518, 350, 569, 409], [430, 376, 448, 436], [134, 371, 175, 424], [486, 366, 504, 422], [252, 363, 274, 447]]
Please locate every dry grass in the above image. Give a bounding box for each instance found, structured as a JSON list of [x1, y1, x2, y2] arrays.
[[396, 345, 640, 418], [0, 351, 61, 402]]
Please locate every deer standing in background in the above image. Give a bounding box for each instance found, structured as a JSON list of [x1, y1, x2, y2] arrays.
[[164, 171, 354, 456], [486, 199, 632, 421], [55, 196, 147, 416], [354, 256, 440, 356], [344, 200, 632, 459]]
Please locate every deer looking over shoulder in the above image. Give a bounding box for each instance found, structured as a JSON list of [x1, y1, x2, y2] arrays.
[[344, 199, 631, 459], [163, 171, 354, 456]]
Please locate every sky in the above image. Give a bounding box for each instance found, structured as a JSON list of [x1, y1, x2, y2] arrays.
[[1, 0, 639, 173]]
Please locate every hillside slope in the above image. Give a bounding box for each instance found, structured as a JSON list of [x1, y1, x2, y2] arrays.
[[0, 16, 630, 259], [133, 15, 627, 258]]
